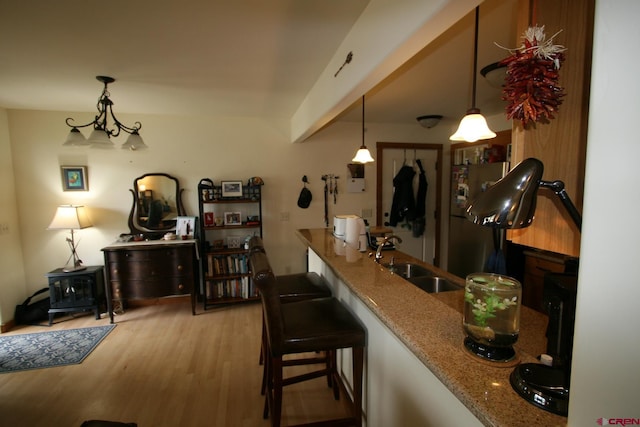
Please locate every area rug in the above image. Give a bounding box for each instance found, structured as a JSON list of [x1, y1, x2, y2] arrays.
[[0, 325, 115, 373]]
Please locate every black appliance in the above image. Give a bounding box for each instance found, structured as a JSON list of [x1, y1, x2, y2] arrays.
[[510, 272, 577, 416]]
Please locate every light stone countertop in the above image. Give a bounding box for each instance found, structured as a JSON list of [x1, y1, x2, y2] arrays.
[[296, 228, 566, 427]]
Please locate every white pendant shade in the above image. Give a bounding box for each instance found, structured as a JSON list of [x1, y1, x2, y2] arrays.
[[87, 128, 113, 147], [121, 130, 148, 150], [63, 128, 90, 146], [450, 112, 497, 142], [352, 146, 374, 163]]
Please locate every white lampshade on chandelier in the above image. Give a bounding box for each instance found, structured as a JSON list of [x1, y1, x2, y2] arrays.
[[450, 7, 496, 143], [352, 95, 374, 164], [63, 76, 148, 150]]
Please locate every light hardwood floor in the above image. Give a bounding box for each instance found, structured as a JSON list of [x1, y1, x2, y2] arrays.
[[0, 300, 352, 426]]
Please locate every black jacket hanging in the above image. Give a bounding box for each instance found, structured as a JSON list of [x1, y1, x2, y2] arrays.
[[412, 159, 428, 237], [389, 165, 416, 226]]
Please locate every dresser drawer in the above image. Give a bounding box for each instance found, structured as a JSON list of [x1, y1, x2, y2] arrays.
[[109, 259, 193, 281], [111, 278, 191, 299]]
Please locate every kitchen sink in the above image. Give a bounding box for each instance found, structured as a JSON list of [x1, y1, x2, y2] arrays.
[[407, 276, 462, 294], [383, 262, 432, 279], [382, 260, 462, 293]]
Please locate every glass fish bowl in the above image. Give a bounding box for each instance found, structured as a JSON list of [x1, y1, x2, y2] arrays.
[[463, 272, 522, 362]]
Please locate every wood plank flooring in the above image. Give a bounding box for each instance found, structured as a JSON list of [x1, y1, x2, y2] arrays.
[[0, 301, 351, 426]]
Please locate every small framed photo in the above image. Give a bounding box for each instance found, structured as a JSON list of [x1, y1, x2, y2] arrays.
[[203, 212, 215, 227], [224, 212, 242, 226], [221, 181, 243, 198], [176, 216, 196, 237], [227, 236, 243, 249], [61, 166, 88, 191]]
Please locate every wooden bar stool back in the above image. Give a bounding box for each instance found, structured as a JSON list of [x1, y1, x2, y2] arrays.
[[249, 241, 366, 427], [249, 238, 333, 395]]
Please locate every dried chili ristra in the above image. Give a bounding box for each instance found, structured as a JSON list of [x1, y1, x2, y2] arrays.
[[499, 25, 566, 126]]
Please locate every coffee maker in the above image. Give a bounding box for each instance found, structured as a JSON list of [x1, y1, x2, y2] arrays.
[[510, 272, 577, 416]]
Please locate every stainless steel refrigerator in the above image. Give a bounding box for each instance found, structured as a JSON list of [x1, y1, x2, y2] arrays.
[[448, 162, 509, 278]]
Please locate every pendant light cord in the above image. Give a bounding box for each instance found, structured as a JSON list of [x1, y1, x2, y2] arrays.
[[362, 95, 365, 146], [471, 6, 479, 109]]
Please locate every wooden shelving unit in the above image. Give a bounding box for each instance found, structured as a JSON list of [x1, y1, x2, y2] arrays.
[[197, 178, 263, 309]]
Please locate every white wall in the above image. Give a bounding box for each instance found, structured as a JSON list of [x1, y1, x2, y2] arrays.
[[0, 108, 26, 324], [1, 108, 462, 326], [569, 0, 640, 424]]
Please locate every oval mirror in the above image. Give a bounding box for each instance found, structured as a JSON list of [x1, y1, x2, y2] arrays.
[[128, 173, 186, 237]]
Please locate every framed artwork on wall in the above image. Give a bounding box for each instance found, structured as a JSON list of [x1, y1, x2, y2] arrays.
[[61, 166, 88, 191]]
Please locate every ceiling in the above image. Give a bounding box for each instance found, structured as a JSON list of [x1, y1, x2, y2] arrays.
[[0, 0, 518, 135]]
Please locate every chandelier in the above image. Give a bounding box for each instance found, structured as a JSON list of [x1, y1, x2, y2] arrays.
[[63, 76, 147, 150]]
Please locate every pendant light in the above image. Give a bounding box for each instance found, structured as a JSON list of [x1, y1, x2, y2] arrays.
[[450, 7, 496, 142], [352, 95, 374, 163]]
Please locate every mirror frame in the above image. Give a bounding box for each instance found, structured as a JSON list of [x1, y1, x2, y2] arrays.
[[128, 172, 186, 237]]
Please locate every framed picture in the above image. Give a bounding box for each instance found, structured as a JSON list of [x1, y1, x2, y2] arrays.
[[227, 236, 243, 249], [224, 211, 242, 226], [61, 166, 88, 191], [221, 181, 243, 198], [176, 216, 196, 237]]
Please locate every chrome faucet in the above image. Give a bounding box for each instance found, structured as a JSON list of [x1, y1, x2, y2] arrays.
[[374, 235, 402, 263]]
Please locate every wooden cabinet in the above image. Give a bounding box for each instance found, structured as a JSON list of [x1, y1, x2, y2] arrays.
[[508, 0, 594, 257], [102, 240, 198, 323], [523, 251, 566, 312], [197, 178, 263, 309]]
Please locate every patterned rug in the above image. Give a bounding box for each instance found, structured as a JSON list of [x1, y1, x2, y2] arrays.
[[0, 325, 115, 373]]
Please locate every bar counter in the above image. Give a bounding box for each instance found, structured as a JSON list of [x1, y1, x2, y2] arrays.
[[296, 228, 565, 427]]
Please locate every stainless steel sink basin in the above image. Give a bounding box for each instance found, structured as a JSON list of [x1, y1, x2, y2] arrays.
[[407, 276, 462, 293], [383, 262, 432, 279]]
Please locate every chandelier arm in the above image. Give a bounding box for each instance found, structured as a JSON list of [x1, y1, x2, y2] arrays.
[[65, 117, 100, 129], [107, 104, 142, 135]]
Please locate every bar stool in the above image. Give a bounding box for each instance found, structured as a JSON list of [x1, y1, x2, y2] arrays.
[[249, 241, 366, 427], [249, 239, 333, 395]]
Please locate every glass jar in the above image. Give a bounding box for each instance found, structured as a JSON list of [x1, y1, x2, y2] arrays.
[[463, 272, 521, 362]]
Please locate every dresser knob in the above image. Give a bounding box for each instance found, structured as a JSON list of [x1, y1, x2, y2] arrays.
[[178, 283, 184, 291], [177, 264, 183, 271]]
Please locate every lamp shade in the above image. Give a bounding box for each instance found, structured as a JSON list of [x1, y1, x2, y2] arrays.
[[63, 128, 90, 146], [121, 130, 147, 150], [352, 146, 374, 163], [48, 205, 93, 230], [466, 158, 543, 229], [450, 110, 497, 142], [87, 128, 113, 148]]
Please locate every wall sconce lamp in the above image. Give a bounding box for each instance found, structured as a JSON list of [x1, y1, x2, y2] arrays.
[[450, 7, 497, 142], [416, 115, 443, 129], [352, 95, 374, 164], [47, 205, 93, 272], [63, 76, 147, 150], [465, 157, 581, 416]]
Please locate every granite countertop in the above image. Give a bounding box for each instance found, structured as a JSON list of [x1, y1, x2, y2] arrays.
[[296, 228, 566, 427]]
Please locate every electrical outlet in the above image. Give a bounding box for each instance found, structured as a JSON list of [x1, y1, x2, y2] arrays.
[[0, 223, 9, 235], [280, 212, 290, 221], [361, 208, 373, 218]]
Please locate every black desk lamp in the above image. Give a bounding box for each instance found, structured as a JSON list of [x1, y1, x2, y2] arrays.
[[466, 157, 581, 416]]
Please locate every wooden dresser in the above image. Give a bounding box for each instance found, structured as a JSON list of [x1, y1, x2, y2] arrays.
[[101, 239, 198, 323]]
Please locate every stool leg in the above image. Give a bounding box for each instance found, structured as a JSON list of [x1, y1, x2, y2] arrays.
[[270, 356, 283, 427], [330, 350, 340, 400], [352, 346, 364, 426]]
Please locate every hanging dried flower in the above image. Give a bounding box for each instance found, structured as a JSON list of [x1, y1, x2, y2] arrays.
[[499, 25, 567, 125]]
